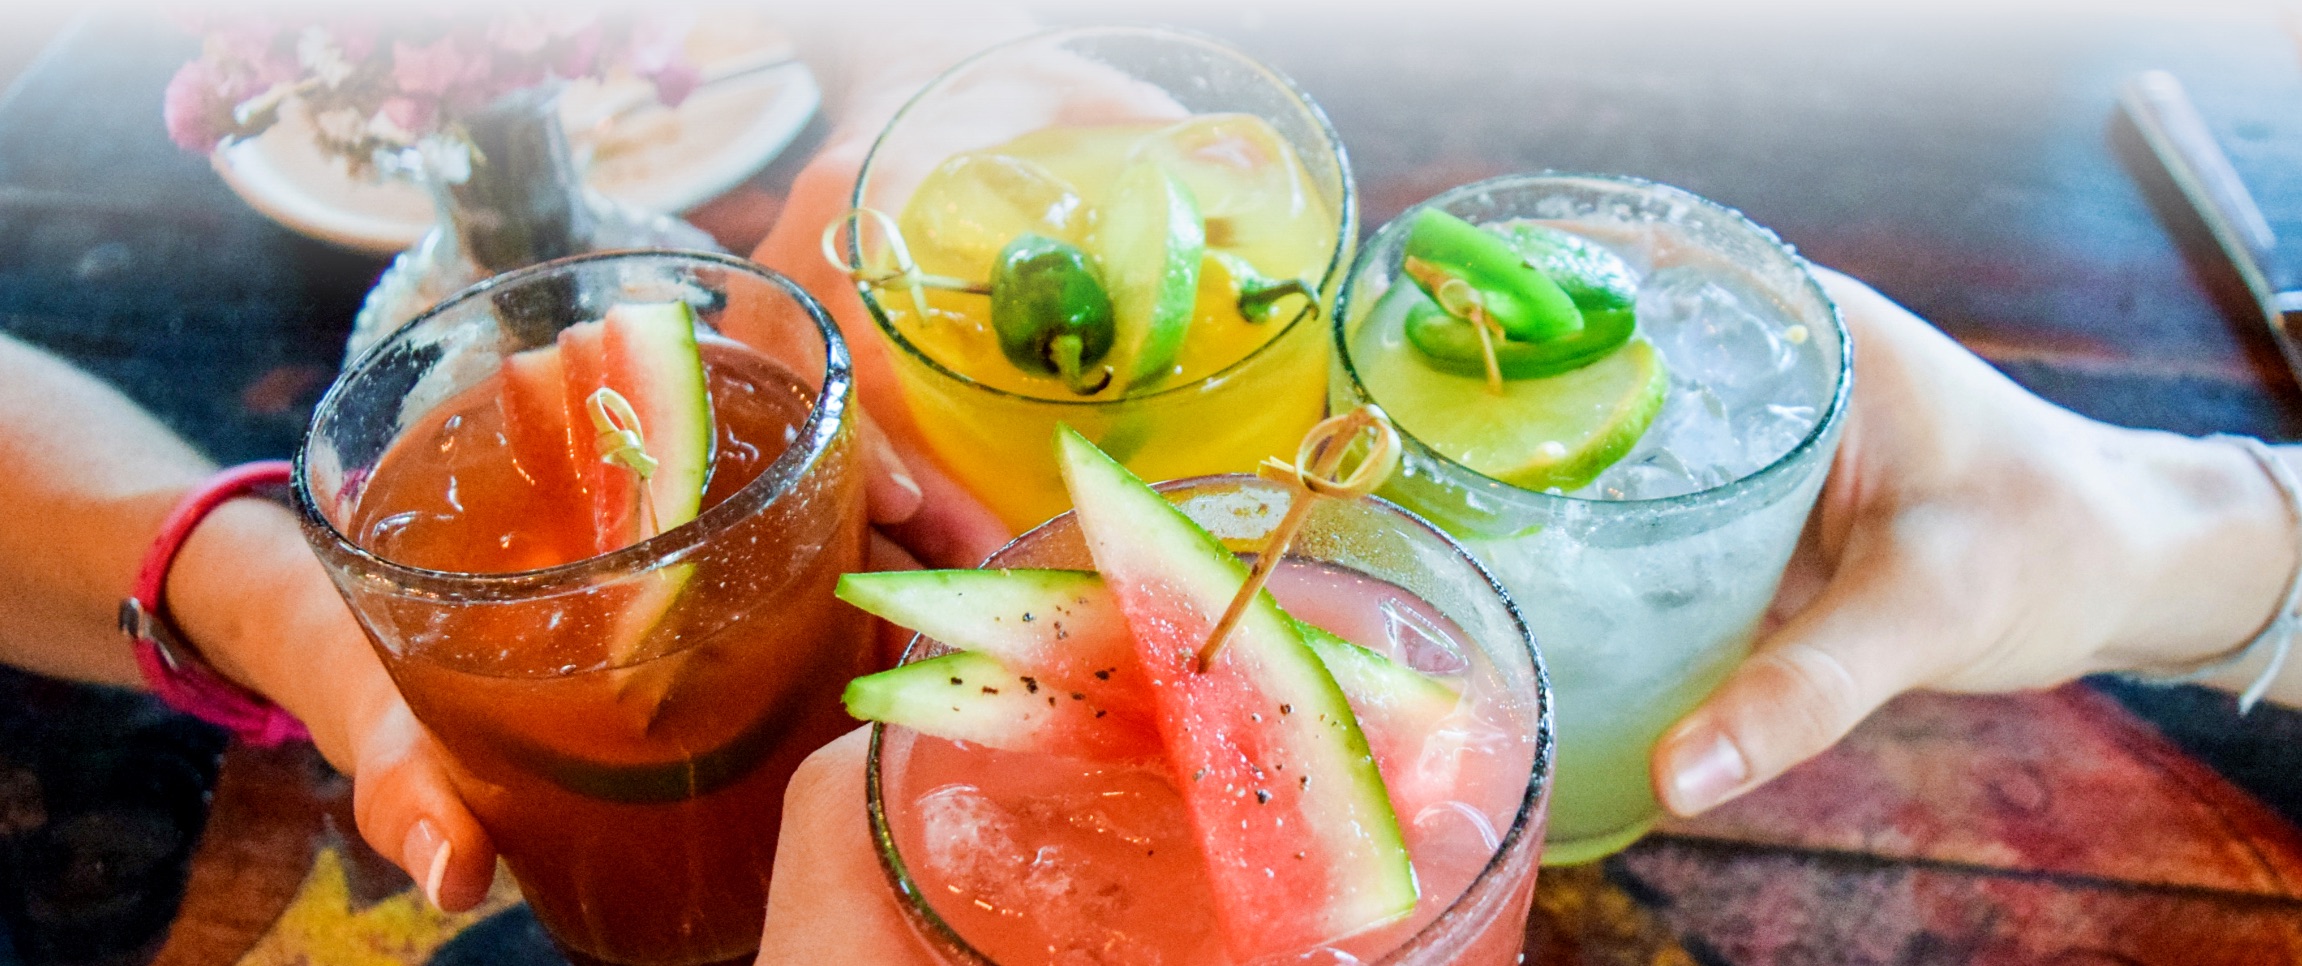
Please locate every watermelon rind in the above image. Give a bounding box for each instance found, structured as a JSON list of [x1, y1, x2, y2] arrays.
[[599, 301, 714, 534], [1295, 621, 1461, 731], [1053, 426, 1418, 957], [836, 569, 1123, 670], [844, 651, 1154, 762], [840, 569, 1458, 746]]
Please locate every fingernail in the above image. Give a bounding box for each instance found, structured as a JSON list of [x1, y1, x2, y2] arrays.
[[889, 468, 922, 504], [1668, 730, 1750, 815], [870, 467, 924, 526], [401, 819, 451, 909]]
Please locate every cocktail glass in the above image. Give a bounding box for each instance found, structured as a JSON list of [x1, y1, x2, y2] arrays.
[[868, 475, 1553, 965], [1332, 174, 1851, 865], [851, 26, 1356, 531], [295, 251, 871, 966]]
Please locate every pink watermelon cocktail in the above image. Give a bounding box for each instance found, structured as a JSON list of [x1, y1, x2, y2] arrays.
[[865, 474, 1553, 965]]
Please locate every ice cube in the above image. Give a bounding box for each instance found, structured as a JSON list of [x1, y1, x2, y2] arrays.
[[1582, 376, 1739, 500], [1131, 114, 1330, 271], [1639, 267, 1797, 399], [1023, 845, 1138, 962], [1270, 949, 1365, 966], [1589, 455, 1703, 502], [1733, 403, 1819, 476], [899, 153, 1085, 280], [1381, 598, 1471, 675], [915, 784, 1028, 895]]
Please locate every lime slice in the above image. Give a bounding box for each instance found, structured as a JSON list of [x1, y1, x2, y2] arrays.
[[1092, 161, 1205, 391], [899, 151, 1086, 281], [1129, 114, 1333, 271], [1362, 317, 1669, 492]]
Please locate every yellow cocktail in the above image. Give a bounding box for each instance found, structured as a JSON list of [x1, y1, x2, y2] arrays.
[[849, 28, 1353, 529]]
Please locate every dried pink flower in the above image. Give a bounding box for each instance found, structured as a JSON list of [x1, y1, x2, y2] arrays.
[[645, 62, 701, 108], [377, 96, 435, 135], [390, 36, 482, 96], [167, 9, 701, 168], [162, 59, 239, 153], [551, 23, 604, 80]]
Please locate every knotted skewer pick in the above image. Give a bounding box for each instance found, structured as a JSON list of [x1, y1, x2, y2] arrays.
[[1196, 404, 1404, 672], [1402, 255, 1506, 395], [821, 207, 992, 321], [588, 387, 661, 536]]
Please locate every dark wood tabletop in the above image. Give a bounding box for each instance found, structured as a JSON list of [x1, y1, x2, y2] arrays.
[[2, 4, 2300, 965]]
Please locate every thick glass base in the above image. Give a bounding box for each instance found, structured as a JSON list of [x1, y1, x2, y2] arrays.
[[1539, 819, 1654, 867]]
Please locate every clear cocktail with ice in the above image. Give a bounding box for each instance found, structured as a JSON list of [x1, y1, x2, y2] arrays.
[[1332, 173, 1849, 865]]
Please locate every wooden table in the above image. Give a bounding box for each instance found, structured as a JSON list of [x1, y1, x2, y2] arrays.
[[2, 4, 2300, 964]]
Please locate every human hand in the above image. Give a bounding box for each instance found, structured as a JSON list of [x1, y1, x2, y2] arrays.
[[1652, 268, 2299, 817], [176, 428, 937, 910], [755, 727, 935, 965]]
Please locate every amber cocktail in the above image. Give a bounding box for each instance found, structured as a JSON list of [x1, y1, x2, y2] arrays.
[[296, 251, 869, 966]]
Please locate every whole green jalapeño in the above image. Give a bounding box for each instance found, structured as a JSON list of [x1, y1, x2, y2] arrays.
[[990, 233, 1116, 395]]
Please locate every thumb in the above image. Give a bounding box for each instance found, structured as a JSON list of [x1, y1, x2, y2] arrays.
[[1651, 546, 1941, 817], [349, 700, 497, 911], [758, 727, 930, 965]]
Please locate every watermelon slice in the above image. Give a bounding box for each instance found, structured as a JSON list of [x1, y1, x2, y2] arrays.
[[555, 303, 715, 553], [836, 569, 1154, 727], [842, 650, 1155, 762], [1055, 426, 1417, 959], [838, 568, 1458, 793], [499, 348, 579, 505], [1295, 622, 1466, 824], [497, 302, 714, 673]]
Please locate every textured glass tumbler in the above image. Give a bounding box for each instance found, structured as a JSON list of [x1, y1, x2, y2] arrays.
[[870, 476, 1553, 965], [851, 26, 1357, 530], [297, 250, 869, 966], [1332, 173, 1851, 865]]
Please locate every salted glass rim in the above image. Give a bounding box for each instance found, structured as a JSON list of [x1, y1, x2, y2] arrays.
[[1333, 171, 1854, 511], [849, 24, 1358, 408], [864, 473, 1556, 965], [292, 248, 854, 598]]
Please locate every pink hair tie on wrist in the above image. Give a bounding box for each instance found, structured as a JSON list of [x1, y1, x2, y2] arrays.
[[120, 460, 311, 747]]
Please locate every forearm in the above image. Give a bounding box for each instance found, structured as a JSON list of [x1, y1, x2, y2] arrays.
[[0, 335, 212, 685], [0, 333, 389, 764]]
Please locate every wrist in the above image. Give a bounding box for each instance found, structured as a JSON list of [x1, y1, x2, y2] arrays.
[[166, 494, 374, 763], [2092, 428, 2297, 675]]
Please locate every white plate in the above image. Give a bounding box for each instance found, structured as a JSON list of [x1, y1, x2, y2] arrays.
[[215, 50, 819, 255]]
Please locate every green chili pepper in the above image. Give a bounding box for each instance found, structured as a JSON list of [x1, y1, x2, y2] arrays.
[[1403, 301, 1636, 380], [1401, 208, 1583, 342], [1494, 222, 1638, 312], [991, 233, 1115, 395], [1208, 251, 1316, 325]]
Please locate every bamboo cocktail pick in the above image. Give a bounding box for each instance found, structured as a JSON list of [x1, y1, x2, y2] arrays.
[[1196, 404, 1404, 672], [821, 207, 990, 320]]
